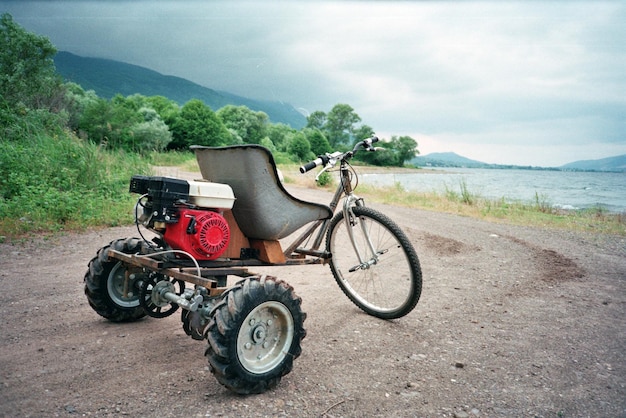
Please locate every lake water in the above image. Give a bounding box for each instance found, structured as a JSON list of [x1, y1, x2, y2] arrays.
[[360, 168, 626, 213]]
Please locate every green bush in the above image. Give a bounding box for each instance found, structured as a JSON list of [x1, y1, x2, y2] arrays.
[[0, 125, 150, 237], [315, 171, 333, 187]]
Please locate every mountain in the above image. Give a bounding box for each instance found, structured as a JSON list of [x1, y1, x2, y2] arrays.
[[560, 154, 626, 172], [53, 51, 306, 128], [411, 152, 488, 168], [412, 152, 626, 172]]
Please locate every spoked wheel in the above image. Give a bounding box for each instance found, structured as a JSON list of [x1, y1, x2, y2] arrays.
[[84, 238, 149, 322], [326, 206, 422, 319], [205, 275, 306, 394], [139, 274, 185, 318]]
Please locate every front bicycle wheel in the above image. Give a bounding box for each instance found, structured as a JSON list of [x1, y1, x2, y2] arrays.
[[326, 206, 422, 319]]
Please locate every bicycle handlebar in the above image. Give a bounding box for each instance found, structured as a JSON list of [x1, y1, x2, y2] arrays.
[[299, 155, 330, 173], [299, 136, 380, 174], [362, 135, 379, 148]]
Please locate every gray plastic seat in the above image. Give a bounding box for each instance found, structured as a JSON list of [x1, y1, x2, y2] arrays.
[[191, 145, 332, 240]]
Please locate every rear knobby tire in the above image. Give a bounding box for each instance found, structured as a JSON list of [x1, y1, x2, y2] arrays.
[[326, 205, 422, 319], [205, 275, 306, 394], [84, 237, 149, 322]]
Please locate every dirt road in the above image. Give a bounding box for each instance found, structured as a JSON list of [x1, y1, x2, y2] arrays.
[[1, 184, 624, 417]]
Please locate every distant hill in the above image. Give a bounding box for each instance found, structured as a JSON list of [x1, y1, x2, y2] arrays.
[[411, 152, 489, 168], [560, 154, 626, 172], [412, 152, 626, 172], [53, 51, 306, 128]]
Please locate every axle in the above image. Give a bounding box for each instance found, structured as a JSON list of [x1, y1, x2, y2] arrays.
[[159, 284, 204, 312]]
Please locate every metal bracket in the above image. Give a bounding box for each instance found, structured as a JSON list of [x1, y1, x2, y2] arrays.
[[240, 247, 260, 259], [106, 249, 249, 296]]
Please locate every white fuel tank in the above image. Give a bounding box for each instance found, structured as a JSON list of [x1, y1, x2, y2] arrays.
[[187, 180, 235, 209]]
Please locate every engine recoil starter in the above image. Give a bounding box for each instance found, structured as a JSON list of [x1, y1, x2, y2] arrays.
[[163, 209, 230, 260]]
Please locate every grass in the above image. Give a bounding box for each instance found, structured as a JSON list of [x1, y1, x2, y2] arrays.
[[444, 178, 476, 205], [358, 182, 625, 235], [147, 150, 196, 167]]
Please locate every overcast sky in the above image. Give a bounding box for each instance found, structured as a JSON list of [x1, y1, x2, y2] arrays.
[[3, 0, 625, 166]]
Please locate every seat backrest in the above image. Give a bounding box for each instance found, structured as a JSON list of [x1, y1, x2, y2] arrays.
[[191, 145, 332, 240]]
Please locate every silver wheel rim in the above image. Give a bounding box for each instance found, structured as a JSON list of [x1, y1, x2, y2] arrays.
[[237, 301, 294, 374], [107, 262, 141, 308], [331, 214, 413, 313]]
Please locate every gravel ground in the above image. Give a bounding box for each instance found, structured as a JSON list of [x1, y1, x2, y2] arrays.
[[1, 183, 625, 417]]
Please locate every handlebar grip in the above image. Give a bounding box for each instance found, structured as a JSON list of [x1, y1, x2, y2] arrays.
[[299, 155, 330, 173], [364, 135, 379, 147], [300, 158, 322, 174], [356, 135, 380, 152]]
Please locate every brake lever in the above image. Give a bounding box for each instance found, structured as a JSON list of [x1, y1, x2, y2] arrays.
[[314, 166, 330, 182]]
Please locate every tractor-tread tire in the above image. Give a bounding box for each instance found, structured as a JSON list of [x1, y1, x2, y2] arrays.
[[205, 275, 306, 394], [84, 237, 148, 322]]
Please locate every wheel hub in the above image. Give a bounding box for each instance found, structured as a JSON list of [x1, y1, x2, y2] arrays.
[[237, 301, 295, 374], [138, 275, 184, 318], [107, 264, 145, 308], [252, 324, 267, 344]]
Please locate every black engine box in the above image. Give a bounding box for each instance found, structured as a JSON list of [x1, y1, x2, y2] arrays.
[[130, 175, 190, 223]]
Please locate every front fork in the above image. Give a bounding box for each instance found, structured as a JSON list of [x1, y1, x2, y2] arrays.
[[341, 195, 380, 272]]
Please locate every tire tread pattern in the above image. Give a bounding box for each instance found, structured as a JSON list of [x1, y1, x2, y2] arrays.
[[83, 237, 148, 322], [205, 275, 306, 394]]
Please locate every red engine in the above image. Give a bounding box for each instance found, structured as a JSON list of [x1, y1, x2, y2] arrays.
[[163, 209, 231, 260]]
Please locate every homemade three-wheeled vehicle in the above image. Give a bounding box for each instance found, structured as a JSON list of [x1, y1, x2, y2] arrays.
[[84, 137, 422, 394]]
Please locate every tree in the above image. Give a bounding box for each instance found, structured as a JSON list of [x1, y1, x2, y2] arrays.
[[0, 13, 62, 112], [169, 99, 232, 150], [77, 96, 142, 150], [306, 111, 327, 130], [78, 97, 113, 146], [106, 95, 144, 150], [63, 82, 98, 133], [352, 124, 375, 144], [360, 147, 398, 166], [76, 94, 176, 152], [288, 132, 312, 161], [259, 136, 277, 153], [390, 135, 419, 167], [358, 135, 419, 167], [305, 128, 332, 155], [130, 118, 172, 153], [217, 105, 268, 144], [325, 104, 361, 147], [266, 123, 296, 152], [355, 136, 419, 167], [145, 95, 179, 126]]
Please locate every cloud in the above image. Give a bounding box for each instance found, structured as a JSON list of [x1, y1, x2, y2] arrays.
[[3, 0, 625, 165]]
